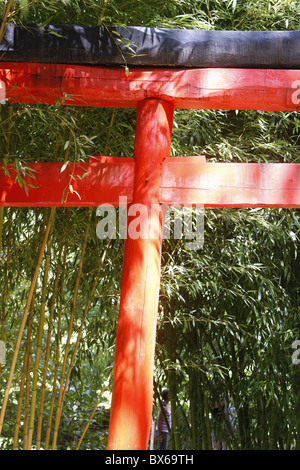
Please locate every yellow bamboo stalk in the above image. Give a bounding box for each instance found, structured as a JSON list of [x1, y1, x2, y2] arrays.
[[76, 370, 112, 450], [13, 365, 26, 449], [23, 214, 46, 450], [14, 274, 37, 449], [97, 0, 108, 25], [61, 224, 115, 410], [51, 209, 92, 450], [23, 285, 35, 450], [13, 337, 29, 449], [0, 0, 13, 43], [0, 207, 3, 253], [103, 110, 116, 153], [24, 213, 50, 449], [27, 222, 54, 448], [0, 106, 13, 375], [45, 242, 67, 450], [27, 216, 54, 449], [0, 212, 12, 378], [0, 207, 55, 436], [36, 245, 62, 449]]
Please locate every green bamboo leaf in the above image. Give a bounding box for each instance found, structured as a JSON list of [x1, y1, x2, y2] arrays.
[[60, 161, 69, 173]]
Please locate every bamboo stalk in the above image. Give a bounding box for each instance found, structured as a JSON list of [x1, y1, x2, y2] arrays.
[[23, 282, 36, 450], [0, 211, 12, 378], [76, 370, 112, 450], [203, 385, 212, 450], [51, 209, 92, 449], [14, 270, 39, 449], [27, 213, 55, 449], [166, 319, 180, 450], [62, 109, 78, 163], [0, 105, 13, 356], [45, 242, 68, 450], [103, 110, 116, 153], [36, 245, 62, 449], [0, 0, 13, 43], [0, 207, 3, 253], [295, 381, 300, 450], [23, 211, 45, 449], [13, 362, 26, 449], [61, 216, 115, 415], [0, 207, 55, 436], [98, 0, 108, 25], [13, 330, 29, 449]]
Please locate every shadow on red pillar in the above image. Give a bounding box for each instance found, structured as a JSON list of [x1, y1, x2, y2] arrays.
[[107, 99, 174, 450]]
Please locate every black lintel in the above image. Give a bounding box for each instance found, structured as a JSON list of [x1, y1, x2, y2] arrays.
[[1, 24, 300, 68]]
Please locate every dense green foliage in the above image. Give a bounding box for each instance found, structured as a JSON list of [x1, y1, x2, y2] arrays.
[[0, 0, 300, 450]]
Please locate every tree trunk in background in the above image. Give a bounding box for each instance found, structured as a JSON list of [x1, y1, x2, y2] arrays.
[[199, 370, 211, 449], [188, 367, 198, 450], [295, 376, 300, 450], [256, 391, 267, 450], [238, 403, 251, 449], [188, 327, 209, 450], [166, 320, 181, 450], [293, 258, 300, 450], [294, 323, 300, 449]]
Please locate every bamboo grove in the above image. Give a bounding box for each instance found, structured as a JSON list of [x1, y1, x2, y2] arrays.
[[0, 0, 300, 450]]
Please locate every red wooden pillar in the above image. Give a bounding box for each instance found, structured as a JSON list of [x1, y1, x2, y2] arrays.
[[107, 99, 174, 450]]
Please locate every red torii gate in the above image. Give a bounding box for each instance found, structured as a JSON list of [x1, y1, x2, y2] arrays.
[[1, 25, 300, 450]]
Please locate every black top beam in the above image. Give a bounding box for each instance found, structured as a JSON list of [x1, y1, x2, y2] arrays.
[[1, 24, 300, 68]]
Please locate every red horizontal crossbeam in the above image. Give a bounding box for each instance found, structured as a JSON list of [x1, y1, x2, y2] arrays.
[[162, 157, 300, 208], [1, 157, 299, 208], [1, 63, 300, 110], [0, 157, 134, 207]]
